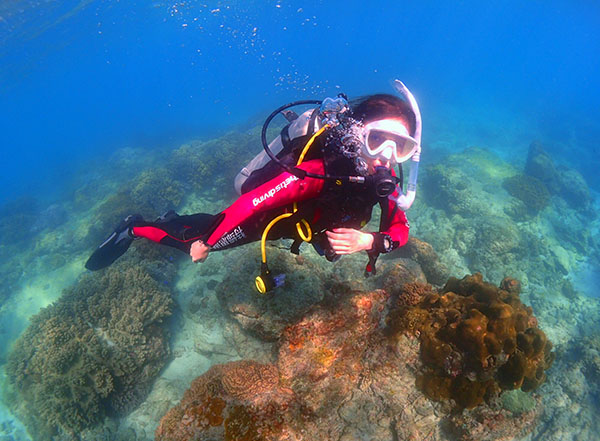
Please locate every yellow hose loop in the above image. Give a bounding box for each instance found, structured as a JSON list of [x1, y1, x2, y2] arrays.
[[255, 276, 267, 294], [260, 212, 293, 263], [296, 218, 312, 242], [290, 124, 331, 244], [297, 124, 330, 165]]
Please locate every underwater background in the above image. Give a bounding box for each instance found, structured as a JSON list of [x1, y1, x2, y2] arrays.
[[1, 1, 599, 440]]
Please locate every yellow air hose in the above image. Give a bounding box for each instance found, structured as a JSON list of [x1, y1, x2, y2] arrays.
[[255, 123, 330, 293]]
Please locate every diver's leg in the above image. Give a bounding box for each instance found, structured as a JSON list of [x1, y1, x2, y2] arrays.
[[85, 212, 220, 270], [132, 212, 219, 253]]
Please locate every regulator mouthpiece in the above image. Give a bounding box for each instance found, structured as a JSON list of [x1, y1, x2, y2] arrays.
[[371, 166, 397, 198]]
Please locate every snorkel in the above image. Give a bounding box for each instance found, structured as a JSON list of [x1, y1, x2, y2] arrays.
[[391, 80, 422, 211]]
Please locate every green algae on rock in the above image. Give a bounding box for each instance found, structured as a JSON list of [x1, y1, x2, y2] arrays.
[[217, 246, 328, 341], [501, 389, 538, 414]]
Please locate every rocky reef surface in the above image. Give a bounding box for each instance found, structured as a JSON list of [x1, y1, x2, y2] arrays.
[[416, 144, 599, 289], [156, 270, 552, 441]]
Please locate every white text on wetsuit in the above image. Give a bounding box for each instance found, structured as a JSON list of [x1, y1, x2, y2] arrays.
[[252, 175, 298, 207], [213, 226, 246, 250]]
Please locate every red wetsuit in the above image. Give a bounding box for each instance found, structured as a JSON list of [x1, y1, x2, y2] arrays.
[[132, 159, 409, 257]]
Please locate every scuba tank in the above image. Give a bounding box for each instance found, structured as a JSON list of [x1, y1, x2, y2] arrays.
[[234, 106, 323, 195]]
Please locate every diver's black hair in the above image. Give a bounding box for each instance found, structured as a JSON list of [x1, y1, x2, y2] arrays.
[[350, 94, 417, 136]]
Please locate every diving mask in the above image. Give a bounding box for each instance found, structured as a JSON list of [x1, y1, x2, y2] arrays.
[[362, 119, 419, 164]]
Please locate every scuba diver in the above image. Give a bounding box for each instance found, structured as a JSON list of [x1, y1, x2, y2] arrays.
[[86, 80, 422, 293]]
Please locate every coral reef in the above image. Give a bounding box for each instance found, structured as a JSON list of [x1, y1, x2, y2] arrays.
[[0, 195, 39, 244], [0, 196, 39, 303], [420, 147, 516, 219], [502, 174, 550, 216], [5, 264, 173, 439], [529, 333, 600, 441], [465, 217, 521, 283], [394, 236, 450, 285], [168, 131, 258, 197], [155, 360, 296, 441], [388, 273, 554, 409], [447, 403, 540, 441], [86, 167, 183, 249], [524, 141, 562, 193], [217, 242, 441, 342], [158, 271, 549, 441], [397, 281, 433, 307], [422, 163, 486, 217], [558, 167, 593, 211], [30, 203, 68, 233], [548, 200, 594, 254], [0, 110, 592, 441], [500, 389, 537, 415], [525, 141, 593, 213], [379, 257, 428, 292], [130, 168, 184, 214], [412, 143, 599, 293], [86, 191, 155, 249]]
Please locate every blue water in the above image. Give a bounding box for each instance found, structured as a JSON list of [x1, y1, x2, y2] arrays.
[[1, 0, 599, 205]]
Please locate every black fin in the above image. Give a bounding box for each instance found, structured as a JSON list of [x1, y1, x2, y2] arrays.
[[85, 215, 142, 271]]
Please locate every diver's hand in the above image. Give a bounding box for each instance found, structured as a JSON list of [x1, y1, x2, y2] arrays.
[[190, 240, 211, 263], [325, 228, 374, 255]]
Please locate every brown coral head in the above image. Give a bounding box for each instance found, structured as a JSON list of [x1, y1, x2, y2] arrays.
[[398, 282, 433, 307], [444, 351, 464, 378], [413, 273, 552, 409], [500, 277, 522, 295], [528, 316, 538, 328], [497, 352, 527, 390], [220, 360, 280, 402]]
